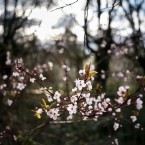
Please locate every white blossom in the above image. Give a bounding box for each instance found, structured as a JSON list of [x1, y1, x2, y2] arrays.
[[63, 76, 67, 81], [130, 116, 137, 122], [105, 98, 110, 103], [108, 108, 112, 112], [48, 61, 53, 70], [16, 83, 26, 90], [115, 97, 124, 104], [125, 86, 130, 90], [53, 91, 61, 102], [12, 72, 19, 77], [134, 123, 140, 129], [113, 122, 119, 131], [39, 74, 46, 81], [116, 108, 121, 112], [114, 138, 119, 145], [59, 48, 64, 54], [0, 84, 7, 90], [86, 97, 94, 105], [13, 135, 17, 141], [117, 72, 124, 78], [20, 76, 24, 80], [71, 95, 78, 103], [98, 103, 105, 112], [36, 108, 43, 114], [7, 99, 13, 106], [3, 75, 8, 80], [67, 104, 77, 115], [72, 87, 77, 92], [75, 79, 86, 90], [46, 93, 53, 102], [136, 98, 143, 110], [102, 101, 109, 108], [83, 93, 90, 98], [86, 81, 92, 90], [62, 65, 70, 71], [30, 78, 36, 83], [117, 86, 127, 97], [127, 99, 131, 105], [5, 51, 11, 65], [46, 108, 59, 120], [67, 115, 73, 120], [79, 69, 85, 75]]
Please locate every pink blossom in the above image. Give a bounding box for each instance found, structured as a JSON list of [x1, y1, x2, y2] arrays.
[[67, 104, 77, 115], [117, 86, 129, 97], [86, 81, 92, 90], [39, 74, 46, 81], [75, 79, 86, 90], [53, 91, 61, 102], [130, 116, 137, 122], [46, 108, 60, 120], [70, 95, 78, 103]]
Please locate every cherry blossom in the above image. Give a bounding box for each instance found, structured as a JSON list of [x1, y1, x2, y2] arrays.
[[39, 74, 46, 81], [70, 95, 78, 103], [75, 79, 86, 90], [130, 116, 137, 122], [72, 87, 77, 92], [48, 61, 53, 70], [136, 98, 143, 110], [11, 60, 144, 144], [12, 72, 19, 77], [117, 86, 128, 97], [7, 99, 13, 106], [37, 108, 43, 114], [46, 93, 53, 102], [67, 104, 77, 115], [2, 75, 8, 80], [134, 123, 140, 129], [30, 78, 36, 83], [114, 138, 119, 145], [53, 91, 61, 102], [113, 122, 120, 131], [127, 99, 131, 105], [62, 64, 70, 71], [16, 83, 26, 91], [34, 108, 43, 119], [46, 108, 60, 120], [5, 51, 11, 65], [67, 115, 73, 120], [79, 69, 85, 76], [86, 81, 92, 90], [115, 97, 124, 104]]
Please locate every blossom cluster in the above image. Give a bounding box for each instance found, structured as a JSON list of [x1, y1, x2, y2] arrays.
[[1, 56, 144, 145], [21, 63, 144, 133]]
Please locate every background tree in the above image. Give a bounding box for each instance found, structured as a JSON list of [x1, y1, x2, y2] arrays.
[[83, 0, 145, 89]]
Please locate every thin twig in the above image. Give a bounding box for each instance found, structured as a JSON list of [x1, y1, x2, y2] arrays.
[[50, 0, 78, 12], [16, 62, 54, 96]]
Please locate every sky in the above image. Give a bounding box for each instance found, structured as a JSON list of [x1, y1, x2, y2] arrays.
[[28, 0, 86, 42], [1, 0, 144, 43], [27, 0, 139, 43], [26, 0, 116, 43]]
